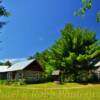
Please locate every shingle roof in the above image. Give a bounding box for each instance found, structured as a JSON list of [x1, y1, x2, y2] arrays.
[[0, 59, 35, 72]]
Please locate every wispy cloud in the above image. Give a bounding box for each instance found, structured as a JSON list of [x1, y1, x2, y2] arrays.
[[0, 58, 27, 64]]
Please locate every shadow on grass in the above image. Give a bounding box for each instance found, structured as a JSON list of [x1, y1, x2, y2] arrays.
[[77, 81, 100, 85]]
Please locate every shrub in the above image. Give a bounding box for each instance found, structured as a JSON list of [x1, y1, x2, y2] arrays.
[[0, 79, 26, 85]]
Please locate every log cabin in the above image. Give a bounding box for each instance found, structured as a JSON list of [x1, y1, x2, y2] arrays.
[[0, 59, 43, 82]]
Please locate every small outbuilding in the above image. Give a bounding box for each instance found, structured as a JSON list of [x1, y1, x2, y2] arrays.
[[52, 70, 61, 83], [0, 59, 43, 82], [94, 61, 100, 80]]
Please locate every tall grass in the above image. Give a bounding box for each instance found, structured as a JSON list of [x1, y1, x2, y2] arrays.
[[0, 83, 100, 100]]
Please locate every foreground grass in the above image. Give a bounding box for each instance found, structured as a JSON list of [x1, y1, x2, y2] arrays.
[[0, 82, 100, 100]]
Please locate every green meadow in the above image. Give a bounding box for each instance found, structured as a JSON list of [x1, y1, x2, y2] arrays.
[[0, 83, 100, 100]]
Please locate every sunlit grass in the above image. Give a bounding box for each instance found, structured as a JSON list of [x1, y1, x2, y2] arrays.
[[0, 82, 100, 100]]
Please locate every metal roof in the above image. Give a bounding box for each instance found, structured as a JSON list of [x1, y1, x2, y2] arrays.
[[94, 61, 100, 67], [0, 66, 9, 72], [0, 59, 35, 72], [94, 61, 100, 73]]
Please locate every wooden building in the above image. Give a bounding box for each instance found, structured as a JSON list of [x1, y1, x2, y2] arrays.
[[94, 61, 100, 80], [52, 70, 61, 83], [0, 59, 43, 82]]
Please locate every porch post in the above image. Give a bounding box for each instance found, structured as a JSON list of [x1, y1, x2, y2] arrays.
[[21, 70, 24, 80]]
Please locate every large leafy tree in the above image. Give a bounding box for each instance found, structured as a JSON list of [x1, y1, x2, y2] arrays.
[[30, 0, 100, 82], [0, 0, 10, 28], [35, 23, 100, 82], [75, 0, 100, 22], [44, 24, 100, 81]]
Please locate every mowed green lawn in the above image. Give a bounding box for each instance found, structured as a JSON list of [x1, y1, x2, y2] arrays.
[[0, 82, 100, 100]]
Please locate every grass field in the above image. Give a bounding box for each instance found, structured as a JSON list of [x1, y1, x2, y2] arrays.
[[0, 82, 100, 100]]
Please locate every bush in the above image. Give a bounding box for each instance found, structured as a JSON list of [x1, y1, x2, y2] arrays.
[[75, 70, 96, 83], [0, 80, 10, 85], [0, 79, 26, 85]]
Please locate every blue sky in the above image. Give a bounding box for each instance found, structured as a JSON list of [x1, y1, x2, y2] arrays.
[[0, 0, 100, 59]]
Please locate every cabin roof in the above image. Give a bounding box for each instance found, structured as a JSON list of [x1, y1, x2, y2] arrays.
[[8, 59, 35, 72], [0, 66, 9, 72], [0, 59, 36, 72]]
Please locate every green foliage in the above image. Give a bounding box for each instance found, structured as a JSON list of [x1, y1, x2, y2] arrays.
[[75, 0, 92, 16], [0, 0, 10, 28], [75, 0, 100, 22], [0, 80, 26, 85], [0, 80, 9, 85], [44, 63, 54, 81], [4, 61, 12, 66], [0, 61, 12, 66], [97, 11, 100, 22], [34, 23, 100, 83], [76, 70, 91, 82], [0, 6, 10, 17]]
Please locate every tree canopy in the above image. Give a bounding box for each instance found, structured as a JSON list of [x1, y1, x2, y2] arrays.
[[33, 23, 100, 82]]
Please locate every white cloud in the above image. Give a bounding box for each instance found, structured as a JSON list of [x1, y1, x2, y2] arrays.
[[0, 58, 27, 64]]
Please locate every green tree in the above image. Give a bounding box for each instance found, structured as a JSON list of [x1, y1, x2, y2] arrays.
[[4, 61, 12, 66], [45, 23, 100, 82], [75, 0, 100, 22], [0, 60, 12, 66], [0, 0, 10, 28], [33, 24, 100, 82]]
